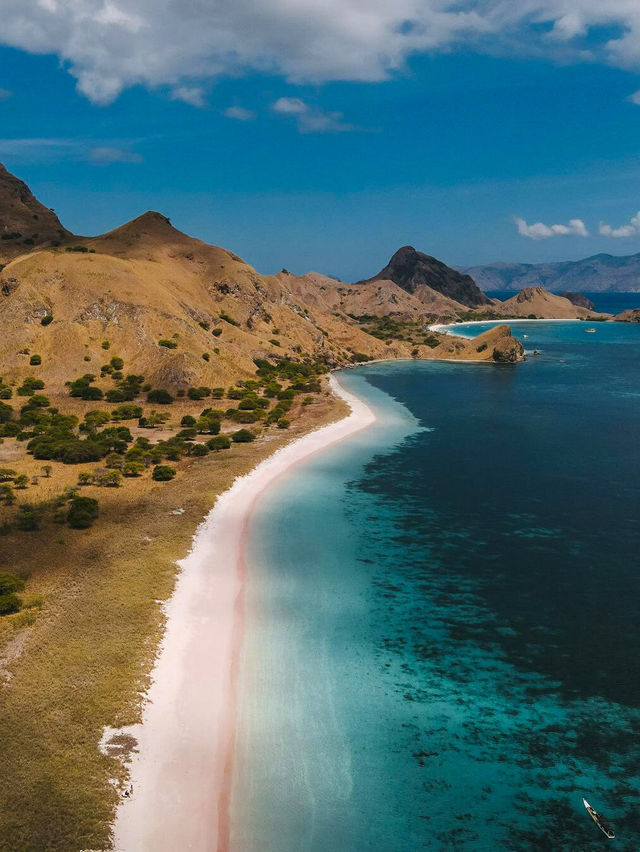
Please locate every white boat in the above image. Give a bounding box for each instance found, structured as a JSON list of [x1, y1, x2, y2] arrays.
[[583, 798, 615, 839], [585, 328, 596, 333]]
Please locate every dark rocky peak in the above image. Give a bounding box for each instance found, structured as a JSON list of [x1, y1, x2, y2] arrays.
[[559, 291, 595, 310], [361, 245, 490, 308]]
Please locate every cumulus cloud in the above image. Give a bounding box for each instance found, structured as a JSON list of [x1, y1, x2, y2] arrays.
[[223, 106, 256, 121], [516, 217, 589, 239], [170, 86, 206, 108], [2, 1, 640, 104], [272, 97, 353, 133], [599, 211, 640, 237], [88, 146, 143, 164]]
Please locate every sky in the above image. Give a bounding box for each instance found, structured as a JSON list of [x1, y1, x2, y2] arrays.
[[3, 2, 640, 279]]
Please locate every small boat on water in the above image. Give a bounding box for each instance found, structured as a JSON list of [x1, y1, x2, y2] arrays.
[[583, 798, 615, 839], [585, 328, 596, 333]]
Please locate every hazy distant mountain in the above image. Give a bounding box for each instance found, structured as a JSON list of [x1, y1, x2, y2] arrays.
[[461, 253, 640, 293]]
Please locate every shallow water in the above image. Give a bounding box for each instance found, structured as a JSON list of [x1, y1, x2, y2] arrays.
[[232, 321, 640, 850]]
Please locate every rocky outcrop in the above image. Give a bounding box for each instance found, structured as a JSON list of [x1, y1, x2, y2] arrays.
[[559, 291, 595, 310], [492, 330, 525, 363], [614, 307, 640, 322], [360, 245, 491, 308]]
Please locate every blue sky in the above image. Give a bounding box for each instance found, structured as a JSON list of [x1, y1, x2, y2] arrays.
[[3, 2, 640, 280]]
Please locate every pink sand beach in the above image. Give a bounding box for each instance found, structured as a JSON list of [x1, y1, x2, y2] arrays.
[[112, 375, 375, 851]]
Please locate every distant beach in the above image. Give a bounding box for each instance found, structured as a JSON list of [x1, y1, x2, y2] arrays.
[[112, 374, 376, 851]]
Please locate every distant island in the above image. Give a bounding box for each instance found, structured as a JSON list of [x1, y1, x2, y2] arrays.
[[461, 252, 640, 293]]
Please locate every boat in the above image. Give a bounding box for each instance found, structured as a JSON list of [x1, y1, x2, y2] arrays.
[[585, 328, 596, 333], [583, 798, 615, 839]]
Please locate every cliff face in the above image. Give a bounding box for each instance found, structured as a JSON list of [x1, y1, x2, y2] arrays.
[[0, 164, 70, 264], [559, 291, 595, 310], [360, 245, 491, 308]]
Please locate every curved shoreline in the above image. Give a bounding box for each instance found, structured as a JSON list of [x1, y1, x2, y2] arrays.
[[112, 374, 376, 851]]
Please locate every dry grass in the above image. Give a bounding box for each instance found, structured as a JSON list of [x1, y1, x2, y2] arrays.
[[0, 389, 347, 851]]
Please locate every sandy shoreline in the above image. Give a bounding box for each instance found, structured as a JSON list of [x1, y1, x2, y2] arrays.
[[112, 373, 376, 851]]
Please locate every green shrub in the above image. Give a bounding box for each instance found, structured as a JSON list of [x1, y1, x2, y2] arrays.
[[206, 435, 231, 451], [0, 573, 25, 595], [158, 339, 178, 349], [14, 474, 29, 489], [199, 320, 210, 330], [16, 505, 42, 531], [111, 403, 143, 420], [67, 495, 99, 529], [29, 354, 42, 366], [152, 465, 176, 482], [269, 339, 281, 347], [0, 593, 21, 615], [0, 402, 13, 423], [147, 389, 174, 405], [202, 352, 210, 362], [110, 356, 124, 370], [18, 377, 45, 397], [212, 328, 222, 337], [123, 461, 144, 477], [96, 470, 121, 487], [0, 385, 12, 400], [211, 387, 224, 399], [177, 428, 197, 441], [220, 312, 239, 326], [0, 468, 17, 482], [84, 410, 111, 429], [181, 415, 196, 427], [101, 340, 111, 350], [476, 343, 488, 353], [276, 418, 290, 429], [187, 442, 208, 457], [232, 429, 255, 443], [188, 386, 210, 400], [40, 315, 53, 326]]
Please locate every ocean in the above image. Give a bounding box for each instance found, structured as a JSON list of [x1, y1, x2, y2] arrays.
[[231, 320, 640, 850]]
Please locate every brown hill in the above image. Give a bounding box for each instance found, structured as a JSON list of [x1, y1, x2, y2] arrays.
[[0, 164, 71, 264], [614, 307, 640, 322], [360, 245, 491, 309], [492, 286, 608, 319], [0, 164, 529, 400]]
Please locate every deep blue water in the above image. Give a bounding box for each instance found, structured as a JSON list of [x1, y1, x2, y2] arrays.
[[486, 290, 640, 315], [232, 321, 640, 850]]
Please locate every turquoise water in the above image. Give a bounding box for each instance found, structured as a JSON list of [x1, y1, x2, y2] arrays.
[[231, 321, 640, 850]]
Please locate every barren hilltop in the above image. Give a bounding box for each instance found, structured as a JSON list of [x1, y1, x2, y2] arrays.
[[0, 164, 531, 397]]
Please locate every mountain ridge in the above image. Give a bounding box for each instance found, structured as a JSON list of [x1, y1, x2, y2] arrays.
[[461, 252, 640, 293]]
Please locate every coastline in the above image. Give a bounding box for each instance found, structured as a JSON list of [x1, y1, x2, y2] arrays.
[[112, 373, 376, 851]]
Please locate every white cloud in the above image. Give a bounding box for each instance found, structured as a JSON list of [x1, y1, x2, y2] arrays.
[[170, 86, 206, 108], [2, 1, 640, 104], [272, 97, 354, 133], [89, 146, 143, 164], [223, 106, 256, 121], [0, 88, 11, 101], [599, 211, 640, 237], [627, 89, 640, 105], [516, 217, 589, 239]]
